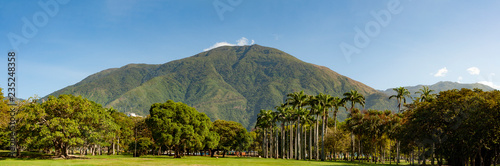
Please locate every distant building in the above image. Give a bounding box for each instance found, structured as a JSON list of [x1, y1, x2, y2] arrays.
[[127, 113, 142, 117]]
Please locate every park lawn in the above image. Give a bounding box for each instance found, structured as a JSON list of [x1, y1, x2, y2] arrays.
[[0, 152, 409, 166]]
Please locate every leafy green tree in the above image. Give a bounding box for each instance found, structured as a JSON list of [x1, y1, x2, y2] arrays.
[[129, 117, 154, 157], [16, 94, 115, 158], [146, 100, 212, 158], [212, 120, 251, 157], [0, 88, 11, 150], [108, 108, 134, 154]]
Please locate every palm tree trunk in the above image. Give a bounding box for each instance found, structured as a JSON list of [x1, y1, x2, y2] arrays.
[[270, 127, 273, 158], [296, 118, 299, 160], [321, 114, 326, 161], [290, 123, 293, 159], [309, 125, 312, 160], [264, 129, 267, 158], [316, 116, 319, 160], [282, 124, 285, 159], [297, 118, 301, 160]]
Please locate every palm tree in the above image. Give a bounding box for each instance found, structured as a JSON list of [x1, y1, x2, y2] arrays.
[[256, 109, 273, 158], [389, 87, 411, 113], [306, 95, 321, 160], [275, 104, 290, 159], [329, 97, 344, 160], [389, 87, 410, 164], [415, 86, 436, 102], [286, 91, 308, 160], [295, 107, 309, 160], [317, 93, 333, 161], [342, 90, 365, 161]]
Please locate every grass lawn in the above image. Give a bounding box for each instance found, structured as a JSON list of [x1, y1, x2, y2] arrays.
[[0, 151, 409, 166]]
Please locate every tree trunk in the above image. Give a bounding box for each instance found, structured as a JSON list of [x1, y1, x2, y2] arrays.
[[309, 125, 312, 160], [296, 117, 299, 160], [351, 132, 355, 161], [297, 120, 302, 160], [117, 137, 120, 155], [290, 123, 293, 159], [282, 124, 285, 159], [264, 129, 267, 158], [397, 141, 400, 164], [276, 128, 279, 159], [321, 111, 326, 161], [316, 116, 319, 160], [270, 128, 273, 158]]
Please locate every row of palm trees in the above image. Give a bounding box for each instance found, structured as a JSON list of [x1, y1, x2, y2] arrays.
[[255, 90, 366, 161], [256, 87, 435, 163]]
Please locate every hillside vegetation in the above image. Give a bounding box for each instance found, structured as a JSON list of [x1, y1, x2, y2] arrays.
[[49, 45, 397, 129]]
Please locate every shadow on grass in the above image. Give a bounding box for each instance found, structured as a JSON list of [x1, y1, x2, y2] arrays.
[[0, 151, 94, 160]]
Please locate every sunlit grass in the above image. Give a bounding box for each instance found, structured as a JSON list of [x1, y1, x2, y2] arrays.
[[0, 151, 409, 166]]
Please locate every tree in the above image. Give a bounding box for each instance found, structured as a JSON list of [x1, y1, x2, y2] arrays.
[[342, 90, 365, 161], [108, 108, 135, 155], [0, 88, 11, 150], [307, 95, 322, 160], [286, 91, 308, 160], [389, 87, 410, 164], [389, 87, 411, 113], [317, 93, 333, 161], [212, 120, 251, 157], [415, 86, 436, 102], [329, 97, 344, 160], [146, 100, 213, 158], [256, 109, 273, 158], [16, 94, 115, 158]]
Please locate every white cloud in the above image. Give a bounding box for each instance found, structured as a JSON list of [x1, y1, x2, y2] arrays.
[[458, 76, 463, 83], [478, 81, 500, 90], [434, 67, 448, 77], [204, 37, 255, 51], [467, 67, 480, 75]]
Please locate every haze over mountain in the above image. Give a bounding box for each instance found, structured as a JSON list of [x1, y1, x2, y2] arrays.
[[48, 45, 397, 129], [382, 81, 495, 98]]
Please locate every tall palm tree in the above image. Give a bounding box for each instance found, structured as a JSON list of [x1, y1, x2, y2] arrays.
[[389, 87, 410, 164], [330, 97, 344, 132], [256, 109, 273, 158], [317, 93, 333, 161], [389, 87, 411, 113], [286, 91, 308, 160], [342, 90, 365, 161], [275, 104, 290, 159], [308, 96, 322, 160], [329, 96, 344, 160], [415, 86, 436, 102], [295, 107, 309, 160]]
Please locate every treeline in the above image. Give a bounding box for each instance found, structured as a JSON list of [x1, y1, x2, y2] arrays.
[[255, 88, 500, 165], [0, 92, 255, 158]]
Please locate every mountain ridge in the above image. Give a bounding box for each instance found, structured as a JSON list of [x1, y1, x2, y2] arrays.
[[48, 44, 395, 129]]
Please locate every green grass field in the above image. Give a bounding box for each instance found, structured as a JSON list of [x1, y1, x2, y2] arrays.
[[0, 151, 410, 166]]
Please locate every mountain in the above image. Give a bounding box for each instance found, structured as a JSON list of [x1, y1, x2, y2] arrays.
[[48, 45, 396, 129], [381, 81, 495, 98]]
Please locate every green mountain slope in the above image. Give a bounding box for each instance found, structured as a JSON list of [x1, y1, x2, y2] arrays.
[[381, 81, 495, 98], [49, 45, 396, 129]]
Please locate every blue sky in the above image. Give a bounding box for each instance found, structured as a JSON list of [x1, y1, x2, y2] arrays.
[[1, 0, 499, 99]]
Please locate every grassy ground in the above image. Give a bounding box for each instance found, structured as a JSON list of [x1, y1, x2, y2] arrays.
[[0, 151, 409, 166]]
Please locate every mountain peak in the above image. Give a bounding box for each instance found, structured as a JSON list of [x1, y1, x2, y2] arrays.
[[49, 45, 393, 130]]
